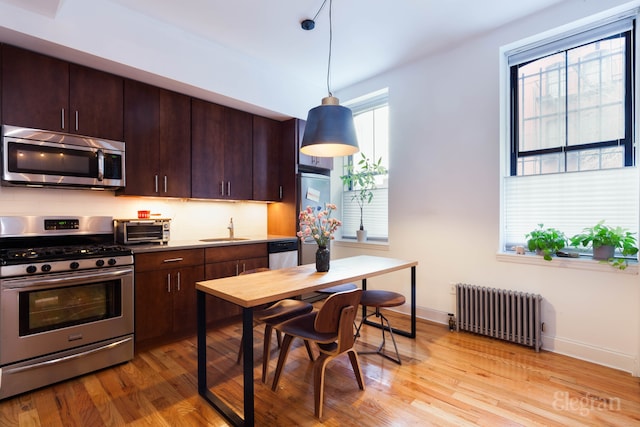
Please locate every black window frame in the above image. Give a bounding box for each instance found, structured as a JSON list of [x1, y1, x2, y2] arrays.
[[509, 29, 635, 176]]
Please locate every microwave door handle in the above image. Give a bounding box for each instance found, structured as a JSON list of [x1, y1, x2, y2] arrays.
[[97, 149, 104, 181]]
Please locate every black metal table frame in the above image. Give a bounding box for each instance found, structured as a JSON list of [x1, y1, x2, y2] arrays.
[[197, 264, 416, 427]]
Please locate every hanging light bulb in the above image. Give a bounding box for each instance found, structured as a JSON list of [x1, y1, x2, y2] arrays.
[[300, 0, 359, 157]]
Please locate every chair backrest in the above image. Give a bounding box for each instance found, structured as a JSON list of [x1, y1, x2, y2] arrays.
[[315, 288, 362, 334]]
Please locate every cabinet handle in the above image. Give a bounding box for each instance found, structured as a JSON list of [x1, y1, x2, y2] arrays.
[[220, 181, 224, 196], [227, 181, 231, 196], [167, 274, 171, 293], [235, 263, 239, 276], [75, 110, 79, 131], [163, 257, 184, 263], [61, 108, 65, 130], [279, 185, 283, 200], [164, 176, 168, 193], [154, 175, 159, 193], [176, 272, 181, 291]]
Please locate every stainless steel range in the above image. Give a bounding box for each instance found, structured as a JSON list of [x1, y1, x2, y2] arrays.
[[0, 216, 134, 399]]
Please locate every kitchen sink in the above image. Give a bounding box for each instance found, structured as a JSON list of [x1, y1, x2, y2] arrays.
[[199, 237, 250, 242]]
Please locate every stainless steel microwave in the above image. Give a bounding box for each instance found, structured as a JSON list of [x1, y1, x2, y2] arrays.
[[1, 125, 125, 189], [114, 219, 170, 245]]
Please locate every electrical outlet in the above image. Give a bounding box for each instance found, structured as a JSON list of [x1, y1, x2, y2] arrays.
[[449, 283, 457, 295]]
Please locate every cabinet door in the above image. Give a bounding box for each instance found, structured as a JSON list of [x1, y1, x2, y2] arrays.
[[69, 64, 123, 140], [171, 264, 204, 335], [158, 89, 191, 197], [191, 98, 225, 198], [205, 260, 242, 322], [2, 45, 68, 132], [224, 107, 253, 200], [135, 269, 174, 343], [253, 115, 282, 201], [268, 119, 298, 236], [239, 256, 269, 274], [120, 79, 160, 196]]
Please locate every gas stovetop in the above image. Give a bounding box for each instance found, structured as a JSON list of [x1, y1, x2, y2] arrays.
[[1, 244, 132, 264], [0, 215, 134, 278]]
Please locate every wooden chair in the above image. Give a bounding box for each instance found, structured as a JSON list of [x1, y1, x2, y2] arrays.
[[271, 288, 365, 418], [237, 268, 314, 383]]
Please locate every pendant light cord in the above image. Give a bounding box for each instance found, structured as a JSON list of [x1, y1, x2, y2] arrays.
[[326, 0, 333, 97]]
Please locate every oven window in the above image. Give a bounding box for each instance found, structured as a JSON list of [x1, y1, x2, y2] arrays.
[[19, 280, 122, 336]]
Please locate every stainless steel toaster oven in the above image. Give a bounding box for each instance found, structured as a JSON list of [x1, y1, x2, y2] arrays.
[[114, 218, 170, 245]]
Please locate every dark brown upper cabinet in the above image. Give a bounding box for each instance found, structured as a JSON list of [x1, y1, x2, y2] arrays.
[[253, 115, 282, 201], [119, 79, 191, 197], [2, 45, 123, 141], [191, 99, 253, 200]]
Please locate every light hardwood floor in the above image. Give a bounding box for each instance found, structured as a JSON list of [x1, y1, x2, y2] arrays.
[[0, 310, 639, 426]]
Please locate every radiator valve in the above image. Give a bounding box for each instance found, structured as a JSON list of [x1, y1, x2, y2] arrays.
[[448, 313, 456, 331]]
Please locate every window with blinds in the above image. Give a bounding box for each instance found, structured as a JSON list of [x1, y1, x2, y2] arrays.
[[502, 10, 638, 254], [341, 89, 389, 241]]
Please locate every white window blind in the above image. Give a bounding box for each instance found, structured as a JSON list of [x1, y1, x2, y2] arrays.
[[503, 167, 639, 248], [340, 89, 389, 241], [341, 188, 388, 239]]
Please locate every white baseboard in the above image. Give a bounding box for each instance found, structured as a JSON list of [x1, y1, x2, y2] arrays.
[[390, 305, 638, 376], [543, 335, 638, 376]]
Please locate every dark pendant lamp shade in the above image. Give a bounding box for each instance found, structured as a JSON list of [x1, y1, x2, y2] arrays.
[[300, 96, 359, 157]]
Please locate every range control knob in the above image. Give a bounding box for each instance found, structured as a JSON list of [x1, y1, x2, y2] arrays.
[[41, 264, 51, 272], [108, 258, 117, 266], [26, 265, 37, 274], [96, 259, 105, 267], [70, 261, 80, 269]]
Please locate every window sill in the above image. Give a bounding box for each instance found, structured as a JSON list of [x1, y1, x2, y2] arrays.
[[334, 238, 389, 251], [496, 252, 638, 275]]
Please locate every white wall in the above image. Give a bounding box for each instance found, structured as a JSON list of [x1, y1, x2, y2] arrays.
[[0, 185, 268, 241], [333, 0, 640, 375]]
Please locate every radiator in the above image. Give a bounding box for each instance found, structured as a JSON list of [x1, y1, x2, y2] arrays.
[[455, 283, 543, 352]]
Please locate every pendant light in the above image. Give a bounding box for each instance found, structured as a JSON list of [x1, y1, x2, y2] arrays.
[[300, 0, 359, 157]]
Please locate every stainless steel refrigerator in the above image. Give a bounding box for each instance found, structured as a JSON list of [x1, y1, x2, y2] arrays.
[[298, 172, 331, 265]]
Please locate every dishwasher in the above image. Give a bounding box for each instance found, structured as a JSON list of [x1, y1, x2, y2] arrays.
[[268, 239, 299, 269]]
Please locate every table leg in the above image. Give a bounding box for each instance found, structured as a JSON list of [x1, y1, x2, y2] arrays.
[[241, 306, 255, 425], [197, 290, 251, 426], [359, 266, 417, 339]]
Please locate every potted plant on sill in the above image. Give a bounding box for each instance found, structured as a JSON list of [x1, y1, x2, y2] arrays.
[[340, 153, 387, 242], [569, 221, 638, 269], [526, 224, 567, 261]]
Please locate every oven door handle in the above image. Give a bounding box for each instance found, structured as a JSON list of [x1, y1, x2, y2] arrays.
[[2, 267, 133, 290], [1, 336, 133, 375]]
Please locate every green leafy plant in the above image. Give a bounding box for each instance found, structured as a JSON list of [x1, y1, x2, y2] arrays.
[[340, 153, 387, 231], [569, 221, 638, 269], [526, 224, 566, 261]]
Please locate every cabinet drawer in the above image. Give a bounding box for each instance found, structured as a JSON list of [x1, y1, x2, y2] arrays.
[[205, 243, 267, 263], [135, 249, 204, 272]]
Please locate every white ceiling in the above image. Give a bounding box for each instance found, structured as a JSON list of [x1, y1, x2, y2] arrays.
[[0, 0, 570, 118]]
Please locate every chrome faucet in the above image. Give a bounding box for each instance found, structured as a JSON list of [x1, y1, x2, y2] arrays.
[[228, 217, 234, 239]]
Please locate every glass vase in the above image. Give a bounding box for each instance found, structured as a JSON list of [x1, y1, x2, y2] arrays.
[[315, 246, 330, 272]]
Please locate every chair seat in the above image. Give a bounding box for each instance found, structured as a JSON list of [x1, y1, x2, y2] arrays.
[[360, 290, 405, 308]]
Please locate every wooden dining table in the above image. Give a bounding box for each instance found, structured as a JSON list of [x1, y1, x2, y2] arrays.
[[195, 255, 418, 426]]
